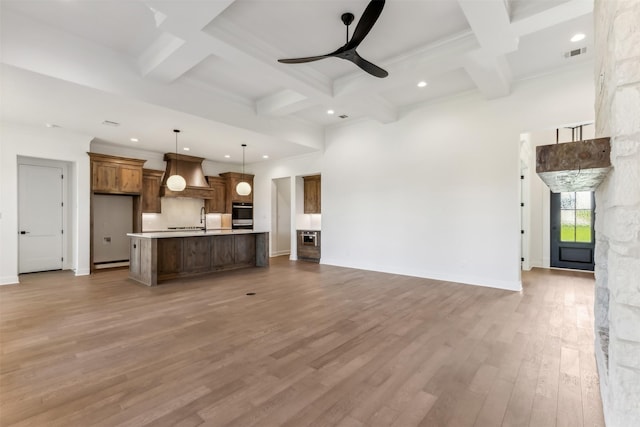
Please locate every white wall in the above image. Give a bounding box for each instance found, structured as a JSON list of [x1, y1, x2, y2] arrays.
[[251, 152, 323, 259], [1, 122, 92, 284], [320, 65, 594, 291]]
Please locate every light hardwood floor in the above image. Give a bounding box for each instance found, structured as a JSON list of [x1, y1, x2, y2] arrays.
[[0, 257, 604, 427]]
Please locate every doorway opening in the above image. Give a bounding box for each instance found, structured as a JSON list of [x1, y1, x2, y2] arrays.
[[271, 177, 291, 257]]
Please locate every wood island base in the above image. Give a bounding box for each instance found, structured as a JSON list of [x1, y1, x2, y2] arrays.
[[127, 231, 269, 286]]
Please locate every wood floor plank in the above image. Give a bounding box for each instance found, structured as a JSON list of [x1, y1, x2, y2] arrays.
[[0, 260, 603, 427]]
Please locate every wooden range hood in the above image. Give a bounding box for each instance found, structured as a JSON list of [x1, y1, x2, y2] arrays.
[[160, 153, 215, 199]]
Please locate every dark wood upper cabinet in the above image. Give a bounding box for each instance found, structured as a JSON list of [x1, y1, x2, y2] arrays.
[[142, 169, 164, 213], [205, 176, 228, 213], [220, 172, 254, 210], [89, 153, 145, 195], [303, 175, 321, 214]]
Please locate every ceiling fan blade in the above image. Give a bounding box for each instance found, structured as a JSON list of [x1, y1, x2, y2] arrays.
[[348, 52, 388, 78], [278, 54, 332, 64], [346, 0, 385, 50]]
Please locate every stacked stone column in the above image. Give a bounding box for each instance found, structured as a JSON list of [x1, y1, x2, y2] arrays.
[[594, 1, 640, 426]]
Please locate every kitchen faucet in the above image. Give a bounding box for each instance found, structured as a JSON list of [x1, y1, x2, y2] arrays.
[[200, 206, 207, 232]]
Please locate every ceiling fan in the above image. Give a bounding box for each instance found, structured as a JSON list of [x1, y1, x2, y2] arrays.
[[278, 0, 388, 78]]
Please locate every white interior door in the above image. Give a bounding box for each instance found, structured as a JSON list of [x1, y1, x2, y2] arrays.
[[19, 164, 64, 273]]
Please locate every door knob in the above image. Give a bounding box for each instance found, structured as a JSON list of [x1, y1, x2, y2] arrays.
[[19, 231, 29, 234]]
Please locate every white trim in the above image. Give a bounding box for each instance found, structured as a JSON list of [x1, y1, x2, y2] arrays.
[[320, 259, 523, 292], [0, 276, 20, 285], [74, 268, 90, 276], [271, 250, 290, 257]]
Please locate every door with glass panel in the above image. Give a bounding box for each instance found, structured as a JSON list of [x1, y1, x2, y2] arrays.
[[550, 191, 595, 271]]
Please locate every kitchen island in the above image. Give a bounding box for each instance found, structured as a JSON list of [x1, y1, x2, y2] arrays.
[[127, 230, 269, 286]]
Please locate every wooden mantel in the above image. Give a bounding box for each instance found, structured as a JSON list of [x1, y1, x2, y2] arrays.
[[536, 137, 611, 193]]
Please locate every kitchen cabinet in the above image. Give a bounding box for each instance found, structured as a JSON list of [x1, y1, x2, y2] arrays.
[[183, 237, 211, 272], [234, 234, 256, 266], [142, 169, 163, 213], [205, 176, 228, 213], [89, 153, 145, 195], [157, 238, 183, 277], [297, 230, 321, 262], [220, 172, 254, 207], [212, 234, 255, 268], [212, 234, 235, 268], [129, 236, 142, 277], [130, 231, 269, 285], [303, 175, 321, 214]]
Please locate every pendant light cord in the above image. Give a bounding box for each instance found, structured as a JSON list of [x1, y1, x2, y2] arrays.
[[174, 129, 180, 176], [241, 143, 247, 182]]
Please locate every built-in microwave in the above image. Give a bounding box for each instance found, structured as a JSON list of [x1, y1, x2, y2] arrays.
[[301, 231, 317, 246], [232, 202, 253, 229]]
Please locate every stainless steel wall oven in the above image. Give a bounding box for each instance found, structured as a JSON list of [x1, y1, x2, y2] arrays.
[[232, 202, 253, 229]]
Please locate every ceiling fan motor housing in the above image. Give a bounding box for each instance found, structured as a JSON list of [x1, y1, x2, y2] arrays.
[[341, 13, 355, 26]]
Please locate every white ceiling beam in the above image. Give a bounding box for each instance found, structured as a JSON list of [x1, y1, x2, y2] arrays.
[[462, 52, 512, 99], [164, 13, 333, 99], [142, 0, 236, 35], [349, 94, 398, 124], [0, 9, 324, 149], [138, 34, 214, 83], [334, 32, 479, 97], [137, 1, 234, 83], [457, 0, 516, 98], [256, 90, 315, 117], [457, 0, 518, 55], [510, 0, 594, 36], [252, 32, 478, 121]]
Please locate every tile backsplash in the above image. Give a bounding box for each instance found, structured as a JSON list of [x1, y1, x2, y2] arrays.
[[142, 198, 231, 231], [296, 213, 321, 230]]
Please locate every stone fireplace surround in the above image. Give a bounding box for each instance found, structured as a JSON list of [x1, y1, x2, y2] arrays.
[[593, 1, 640, 425]]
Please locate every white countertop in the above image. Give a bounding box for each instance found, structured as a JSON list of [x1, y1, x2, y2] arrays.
[[128, 229, 268, 239]]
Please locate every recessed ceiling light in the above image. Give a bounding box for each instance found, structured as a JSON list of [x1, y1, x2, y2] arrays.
[[183, 147, 190, 151], [417, 81, 428, 88], [327, 109, 335, 115], [102, 120, 120, 127], [263, 155, 269, 159], [571, 33, 586, 42], [224, 154, 231, 158], [45, 123, 59, 128], [130, 137, 139, 142]]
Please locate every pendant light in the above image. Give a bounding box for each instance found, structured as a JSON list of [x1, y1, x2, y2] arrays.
[[166, 129, 186, 192], [236, 143, 252, 196]]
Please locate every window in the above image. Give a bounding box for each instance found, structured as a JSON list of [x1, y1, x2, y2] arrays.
[[560, 191, 592, 243]]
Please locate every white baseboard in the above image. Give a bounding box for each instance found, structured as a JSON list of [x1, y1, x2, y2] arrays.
[[74, 268, 90, 276], [271, 250, 290, 257], [0, 276, 20, 285]]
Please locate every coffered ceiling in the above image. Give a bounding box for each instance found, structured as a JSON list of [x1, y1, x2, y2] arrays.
[[0, 0, 594, 164]]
